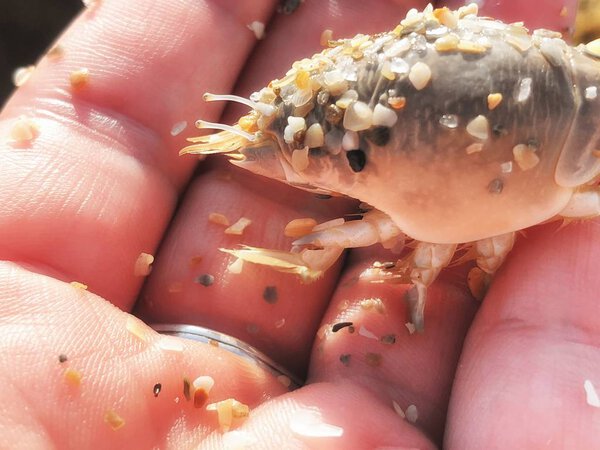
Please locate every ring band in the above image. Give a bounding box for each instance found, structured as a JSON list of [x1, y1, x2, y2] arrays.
[[151, 323, 303, 390]]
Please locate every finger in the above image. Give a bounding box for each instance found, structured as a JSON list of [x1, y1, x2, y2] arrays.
[[236, 381, 436, 449], [136, 161, 354, 377], [442, 2, 597, 447], [0, 262, 287, 448], [446, 221, 600, 448], [139, 0, 424, 377], [0, 0, 277, 309], [308, 248, 478, 445]]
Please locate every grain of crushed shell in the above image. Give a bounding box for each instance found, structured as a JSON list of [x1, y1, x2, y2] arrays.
[[585, 38, 600, 58], [513, 143, 540, 171], [467, 266, 489, 300], [12, 65, 34, 87], [157, 335, 184, 352], [193, 375, 214, 408], [277, 375, 292, 388], [70, 68, 90, 89], [10, 117, 39, 143], [466, 115, 489, 140], [206, 398, 250, 432], [405, 404, 418, 423], [584, 379, 600, 407], [487, 93, 503, 110], [208, 212, 230, 226], [64, 368, 82, 387], [247, 21, 265, 40], [134, 252, 154, 277], [408, 62, 431, 90], [126, 316, 149, 342], [227, 258, 244, 274], [46, 45, 65, 60], [170, 120, 187, 136], [104, 410, 125, 431], [225, 217, 252, 235], [70, 281, 88, 290], [358, 325, 378, 340], [320, 29, 334, 47], [392, 400, 406, 418]]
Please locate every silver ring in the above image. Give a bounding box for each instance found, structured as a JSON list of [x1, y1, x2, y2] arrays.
[[151, 323, 303, 390]]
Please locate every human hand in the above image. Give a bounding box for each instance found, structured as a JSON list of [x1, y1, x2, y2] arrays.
[[1, 0, 597, 448]]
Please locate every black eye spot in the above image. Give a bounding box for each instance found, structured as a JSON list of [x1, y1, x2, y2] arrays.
[[346, 149, 366, 172], [365, 126, 391, 146]]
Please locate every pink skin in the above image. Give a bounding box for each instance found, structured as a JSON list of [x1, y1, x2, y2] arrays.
[[0, 0, 596, 448]]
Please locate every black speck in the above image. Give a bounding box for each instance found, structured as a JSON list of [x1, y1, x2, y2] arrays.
[[380, 334, 397, 345], [153, 383, 162, 397], [344, 214, 363, 222], [183, 377, 191, 401], [332, 321, 354, 333], [365, 126, 391, 146], [492, 124, 507, 137], [195, 274, 214, 286], [339, 354, 351, 366], [58, 354, 68, 363], [309, 147, 327, 157], [527, 138, 540, 149], [263, 286, 278, 304], [315, 194, 332, 200], [488, 178, 504, 194], [278, 0, 303, 14], [346, 149, 366, 172]]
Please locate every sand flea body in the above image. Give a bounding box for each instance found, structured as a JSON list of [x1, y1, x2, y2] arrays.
[[181, 4, 600, 329]]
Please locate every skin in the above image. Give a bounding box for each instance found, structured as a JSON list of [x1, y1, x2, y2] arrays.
[[0, 0, 598, 448]]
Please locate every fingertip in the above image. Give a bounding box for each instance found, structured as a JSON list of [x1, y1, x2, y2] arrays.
[[240, 382, 436, 450]]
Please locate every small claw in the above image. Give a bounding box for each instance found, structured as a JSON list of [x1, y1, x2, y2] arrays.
[[293, 210, 404, 250]]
